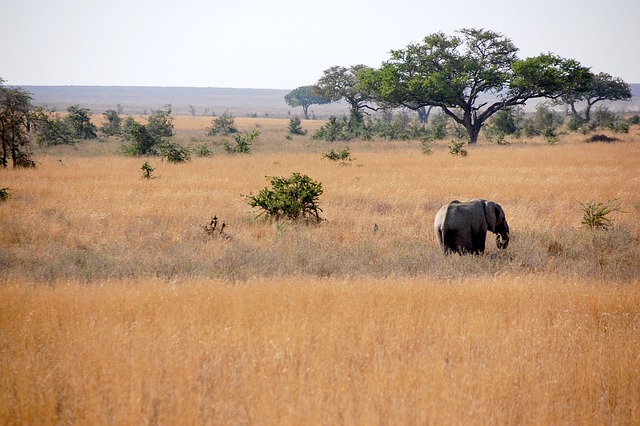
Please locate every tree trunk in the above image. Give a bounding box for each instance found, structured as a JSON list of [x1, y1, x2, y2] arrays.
[[302, 104, 309, 120], [468, 126, 480, 144], [584, 101, 593, 123], [417, 106, 432, 124]]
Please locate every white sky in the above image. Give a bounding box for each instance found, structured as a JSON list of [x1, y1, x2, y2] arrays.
[[2, 0, 639, 89]]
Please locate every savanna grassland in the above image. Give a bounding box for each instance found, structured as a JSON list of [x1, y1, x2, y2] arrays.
[[1, 116, 639, 424]]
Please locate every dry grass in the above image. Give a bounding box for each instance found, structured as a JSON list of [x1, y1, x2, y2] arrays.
[[1, 119, 640, 423], [1, 276, 639, 424]]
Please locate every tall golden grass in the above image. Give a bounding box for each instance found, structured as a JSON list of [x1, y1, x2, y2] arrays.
[[1, 118, 639, 423]]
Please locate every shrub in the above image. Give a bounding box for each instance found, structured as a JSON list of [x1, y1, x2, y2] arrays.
[[0, 187, 11, 201], [161, 142, 191, 163], [522, 104, 563, 137], [208, 111, 238, 135], [287, 116, 307, 135], [585, 134, 619, 143], [193, 144, 213, 157], [449, 139, 468, 156], [323, 148, 353, 164], [202, 215, 230, 239], [245, 173, 323, 222], [100, 109, 123, 137], [578, 199, 621, 230], [122, 121, 158, 156], [140, 162, 156, 180], [223, 130, 260, 154]]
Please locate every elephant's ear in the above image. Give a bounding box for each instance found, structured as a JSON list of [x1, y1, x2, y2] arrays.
[[484, 201, 499, 232]]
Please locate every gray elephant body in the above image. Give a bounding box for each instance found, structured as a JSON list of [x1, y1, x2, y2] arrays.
[[434, 199, 510, 255]]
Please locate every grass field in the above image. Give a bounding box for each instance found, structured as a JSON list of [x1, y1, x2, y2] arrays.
[[1, 117, 639, 424]]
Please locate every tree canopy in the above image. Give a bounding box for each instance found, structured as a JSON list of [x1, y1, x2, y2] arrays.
[[556, 72, 631, 123], [0, 79, 36, 168], [360, 28, 593, 144], [284, 86, 330, 119]]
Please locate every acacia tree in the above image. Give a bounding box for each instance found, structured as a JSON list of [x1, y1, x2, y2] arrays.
[[556, 72, 631, 124], [0, 79, 36, 168], [315, 64, 376, 128], [284, 86, 330, 119], [361, 28, 592, 144]]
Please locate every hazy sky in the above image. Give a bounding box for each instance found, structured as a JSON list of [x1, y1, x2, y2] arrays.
[[3, 0, 639, 89]]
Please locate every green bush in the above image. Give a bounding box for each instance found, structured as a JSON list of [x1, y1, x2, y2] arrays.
[[449, 139, 468, 156], [287, 116, 307, 135], [208, 111, 238, 135], [245, 173, 323, 222], [140, 162, 156, 180], [579, 199, 621, 230], [323, 148, 353, 164], [193, 144, 213, 157], [223, 130, 260, 154], [161, 142, 191, 163]]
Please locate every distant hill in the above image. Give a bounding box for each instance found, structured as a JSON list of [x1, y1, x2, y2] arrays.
[[19, 84, 640, 118], [20, 86, 349, 118]]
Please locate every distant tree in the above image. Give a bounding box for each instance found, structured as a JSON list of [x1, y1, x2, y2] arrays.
[[146, 104, 174, 140], [360, 28, 592, 144], [122, 120, 158, 156], [100, 109, 122, 136], [0, 79, 36, 168], [316, 65, 376, 128], [207, 111, 238, 135], [284, 86, 330, 119], [188, 105, 197, 116], [35, 113, 76, 146], [65, 105, 97, 139], [556, 72, 631, 124]]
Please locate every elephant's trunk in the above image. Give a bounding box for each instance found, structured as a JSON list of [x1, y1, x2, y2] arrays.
[[495, 220, 510, 250], [496, 233, 509, 249]]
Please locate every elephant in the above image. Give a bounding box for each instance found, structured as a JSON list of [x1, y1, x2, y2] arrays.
[[434, 199, 510, 255]]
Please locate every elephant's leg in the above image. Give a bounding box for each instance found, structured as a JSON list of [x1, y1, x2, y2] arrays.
[[472, 232, 487, 254]]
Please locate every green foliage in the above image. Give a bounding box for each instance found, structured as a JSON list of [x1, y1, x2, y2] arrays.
[[361, 28, 591, 144], [426, 113, 449, 140], [208, 111, 238, 135], [484, 107, 523, 143], [0, 187, 11, 201], [223, 130, 260, 154], [121, 107, 175, 157], [160, 142, 191, 163], [284, 86, 330, 119], [193, 144, 212, 157], [35, 114, 77, 146], [449, 139, 468, 156], [122, 121, 158, 156], [557, 72, 631, 124], [323, 147, 354, 164], [420, 139, 432, 155], [146, 105, 174, 140], [579, 199, 621, 230], [287, 116, 307, 135], [0, 82, 36, 168], [245, 173, 324, 222], [140, 162, 156, 180], [314, 112, 431, 142], [65, 105, 97, 139], [312, 116, 350, 141], [522, 104, 564, 138], [100, 109, 122, 136]]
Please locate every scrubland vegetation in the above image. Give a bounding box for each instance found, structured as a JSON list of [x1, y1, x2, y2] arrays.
[[1, 116, 639, 424]]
